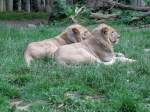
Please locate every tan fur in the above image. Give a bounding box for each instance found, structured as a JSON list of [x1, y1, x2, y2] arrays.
[[24, 24, 93, 66], [55, 24, 120, 65]]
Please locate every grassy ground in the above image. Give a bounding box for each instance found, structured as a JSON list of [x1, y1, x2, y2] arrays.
[[0, 22, 150, 112]]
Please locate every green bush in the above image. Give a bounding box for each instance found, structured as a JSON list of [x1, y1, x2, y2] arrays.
[[51, 0, 67, 19], [118, 100, 137, 112], [145, 0, 150, 6], [50, 0, 87, 21]]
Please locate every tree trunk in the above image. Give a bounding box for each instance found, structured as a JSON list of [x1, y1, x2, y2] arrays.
[[6, 0, 13, 11], [3, 0, 6, 11], [41, 0, 46, 11], [131, 0, 145, 7], [45, 0, 53, 13], [0, 0, 4, 12], [18, 0, 22, 11], [25, 0, 30, 12], [37, 0, 42, 11], [0, 0, 6, 12]]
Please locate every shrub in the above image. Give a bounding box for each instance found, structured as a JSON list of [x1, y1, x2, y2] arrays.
[[118, 100, 137, 112]]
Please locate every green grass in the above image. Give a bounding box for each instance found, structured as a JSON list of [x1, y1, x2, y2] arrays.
[[0, 22, 150, 112], [0, 12, 49, 20]]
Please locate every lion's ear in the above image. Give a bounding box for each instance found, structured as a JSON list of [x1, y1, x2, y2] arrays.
[[72, 28, 80, 34], [72, 28, 82, 42], [101, 27, 109, 35]]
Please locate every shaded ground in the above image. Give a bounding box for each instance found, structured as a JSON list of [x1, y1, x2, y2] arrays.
[[0, 19, 48, 27]]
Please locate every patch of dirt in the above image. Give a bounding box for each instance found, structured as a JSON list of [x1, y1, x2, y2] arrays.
[[10, 99, 31, 111], [54, 91, 105, 109], [10, 99, 48, 111], [0, 19, 48, 27], [64, 91, 104, 101]]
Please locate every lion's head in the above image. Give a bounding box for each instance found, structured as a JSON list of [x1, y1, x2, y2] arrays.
[[65, 24, 93, 43], [92, 24, 120, 45]]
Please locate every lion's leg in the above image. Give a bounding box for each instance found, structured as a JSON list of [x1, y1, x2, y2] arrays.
[[115, 57, 136, 63], [114, 52, 136, 63], [96, 58, 115, 65], [115, 52, 125, 57], [103, 59, 115, 65]]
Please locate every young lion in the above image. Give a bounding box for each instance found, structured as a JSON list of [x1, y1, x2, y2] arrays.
[[55, 24, 135, 65], [24, 24, 93, 66], [55, 24, 120, 65]]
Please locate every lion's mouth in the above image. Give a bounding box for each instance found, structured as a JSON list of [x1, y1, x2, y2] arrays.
[[110, 38, 119, 44]]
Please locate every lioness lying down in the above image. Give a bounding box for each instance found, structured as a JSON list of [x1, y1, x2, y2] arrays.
[[55, 24, 135, 65], [24, 24, 93, 66]]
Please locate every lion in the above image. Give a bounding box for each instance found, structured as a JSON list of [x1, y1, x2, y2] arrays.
[[24, 24, 93, 66], [55, 24, 135, 65]]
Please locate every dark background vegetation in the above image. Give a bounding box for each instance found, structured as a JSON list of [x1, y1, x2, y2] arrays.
[[0, 0, 150, 25]]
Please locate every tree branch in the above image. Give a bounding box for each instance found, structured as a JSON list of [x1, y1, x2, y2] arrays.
[[102, 0, 150, 12], [91, 13, 120, 20]]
